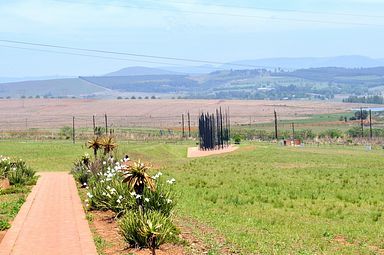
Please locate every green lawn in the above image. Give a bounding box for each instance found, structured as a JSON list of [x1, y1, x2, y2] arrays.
[[1, 140, 384, 254], [0, 186, 31, 231]]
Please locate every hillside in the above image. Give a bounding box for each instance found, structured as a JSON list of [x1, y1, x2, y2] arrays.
[[1, 66, 384, 100], [0, 78, 107, 98], [105, 66, 182, 76]]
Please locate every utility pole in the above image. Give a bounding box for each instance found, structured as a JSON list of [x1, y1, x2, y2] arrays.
[[105, 114, 108, 135], [92, 115, 96, 135], [188, 112, 191, 137], [360, 107, 364, 138], [274, 110, 278, 139], [72, 116, 75, 144], [369, 109, 373, 139], [181, 114, 185, 138], [291, 122, 295, 140]]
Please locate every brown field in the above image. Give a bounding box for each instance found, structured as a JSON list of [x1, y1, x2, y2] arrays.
[[0, 99, 377, 130]]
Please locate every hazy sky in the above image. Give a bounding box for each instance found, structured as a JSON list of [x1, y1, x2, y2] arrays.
[[1, 0, 384, 76]]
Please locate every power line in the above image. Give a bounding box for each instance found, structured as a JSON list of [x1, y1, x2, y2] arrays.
[[50, 0, 384, 27], [0, 44, 198, 67], [146, 0, 384, 19], [0, 39, 275, 69]]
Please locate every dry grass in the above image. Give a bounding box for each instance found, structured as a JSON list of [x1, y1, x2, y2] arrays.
[[0, 99, 372, 129]]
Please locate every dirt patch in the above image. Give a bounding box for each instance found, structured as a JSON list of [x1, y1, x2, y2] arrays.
[[187, 146, 239, 158], [88, 210, 241, 255], [333, 235, 384, 254], [175, 217, 242, 255], [0, 178, 10, 190], [89, 210, 185, 255]]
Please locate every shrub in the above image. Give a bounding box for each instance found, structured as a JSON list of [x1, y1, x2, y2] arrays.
[[319, 129, 343, 139], [119, 210, 177, 249], [0, 155, 11, 179], [87, 176, 136, 214], [143, 176, 176, 217], [7, 160, 37, 185], [59, 126, 73, 139], [233, 134, 242, 144], [71, 154, 91, 187]]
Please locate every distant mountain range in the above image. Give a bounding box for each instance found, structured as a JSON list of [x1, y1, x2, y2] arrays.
[[1, 56, 384, 100], [3, 55, 383, 83], [224, 55, 384, 70], [106, 56, 384, 76]]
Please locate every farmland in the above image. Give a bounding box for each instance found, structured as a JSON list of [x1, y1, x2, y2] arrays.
[[1, 140, 384, 254], [0, 99, 378, 131]]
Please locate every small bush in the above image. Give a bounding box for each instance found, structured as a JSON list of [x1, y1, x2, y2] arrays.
[[119, 210, 177, 249], [7, 159, 37, 186], [88, 178, 136, 213], [0, 155, 11, 178], [71, 154, 91, 187], [143, 179, 176, 217]]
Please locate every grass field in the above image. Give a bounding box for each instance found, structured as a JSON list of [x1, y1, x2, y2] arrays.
[[1, 140, 384, 254]]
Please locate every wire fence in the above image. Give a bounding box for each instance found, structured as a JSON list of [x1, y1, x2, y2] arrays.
[[1, 113, 384, 142]]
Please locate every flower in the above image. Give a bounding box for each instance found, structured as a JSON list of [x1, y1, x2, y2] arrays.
[[83, 183, 87, 186], [166, 199, 172, 204], [116, 199, 121, 204], [166, 178, 176, 185], [86, 192, 93, 198], [135, 194, 142, 199], [144, 197, 150, 202], [130, 191, 136, 197], [103, 161, 106, 165]]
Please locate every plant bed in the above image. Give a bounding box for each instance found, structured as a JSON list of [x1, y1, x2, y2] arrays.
[[86, 210, 185, 255], [0, 155, 37, 241]]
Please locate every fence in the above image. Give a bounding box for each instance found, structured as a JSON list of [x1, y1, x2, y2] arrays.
[[1, 112, 384, 142]]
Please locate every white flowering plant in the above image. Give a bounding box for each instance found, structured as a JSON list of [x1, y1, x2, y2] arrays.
[[142, 174, 177, 217], [0, 156, 37, 185], [0, 155, 11, 179]]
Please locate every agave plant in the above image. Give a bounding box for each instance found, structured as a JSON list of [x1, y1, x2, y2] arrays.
[[122, 161, 155, 206], [88, 136, 102, 158], [100, 135, 118, 155]]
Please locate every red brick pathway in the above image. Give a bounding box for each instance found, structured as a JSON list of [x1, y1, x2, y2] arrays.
[[0, 172, 97, 255]]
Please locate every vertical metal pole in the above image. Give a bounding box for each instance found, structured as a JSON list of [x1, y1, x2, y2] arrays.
[[72, 116, 75, 144], [105, 114, 108, 135], [188, 112, 191, 137], [360, 107, 364, 137], [369, 109, 373, 139], [292, 122, 295, 139], [93, 115, 96, 135], [274, 110, 278, 139], [182, 114, 185, 138]]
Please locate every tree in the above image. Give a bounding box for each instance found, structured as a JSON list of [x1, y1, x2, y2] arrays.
[[354, 110, 368, 120]]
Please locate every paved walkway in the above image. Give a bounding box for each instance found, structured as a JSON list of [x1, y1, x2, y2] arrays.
[[187, 145, 239, 158], [0, 172, 97, 255]]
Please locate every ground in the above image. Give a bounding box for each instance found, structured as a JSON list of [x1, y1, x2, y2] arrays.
[[0, 99, 376, 130], [1, 140, 384, 254]]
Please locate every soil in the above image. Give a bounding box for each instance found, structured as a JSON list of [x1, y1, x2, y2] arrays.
[[0, 178, 10, 190], [89, 210, 185, 255], [333, 235, 384, 254], [89, 210, 241, 255]]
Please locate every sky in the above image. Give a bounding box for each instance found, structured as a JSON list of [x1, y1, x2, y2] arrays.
[[0, 0, 384, 77]]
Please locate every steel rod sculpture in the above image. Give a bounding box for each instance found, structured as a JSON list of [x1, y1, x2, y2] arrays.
[[198, 107, 230, 150]]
